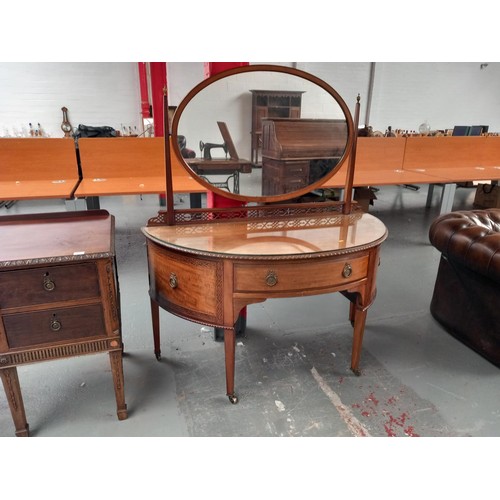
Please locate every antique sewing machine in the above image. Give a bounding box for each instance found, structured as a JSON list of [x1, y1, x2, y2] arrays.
[[199, 140, 228, 159]]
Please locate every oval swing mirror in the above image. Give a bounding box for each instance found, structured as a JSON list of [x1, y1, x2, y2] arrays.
[[171, 64, 354, 204]]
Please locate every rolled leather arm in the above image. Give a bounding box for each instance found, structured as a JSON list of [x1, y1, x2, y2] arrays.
[[429, 209, 500, 281]]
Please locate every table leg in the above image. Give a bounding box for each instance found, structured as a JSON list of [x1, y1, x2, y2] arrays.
[[233, 171, 240, 194], [350, 306, 368, 376], [348, 301, 355, 326], [223, 327, 238, 404], [150, 298, 161, 360], [190, 193, 202, 209], [0, 367, 29, 437], [426, 184, 436, 208], [440, 183, 457, 214], [108, 350, 128, 421]]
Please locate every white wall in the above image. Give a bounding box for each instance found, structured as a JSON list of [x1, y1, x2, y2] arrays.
[[167, 61, 500, 133], [1, 62, 499, 139], [368, 62, 500, 133], [0, 62, 142, 138]]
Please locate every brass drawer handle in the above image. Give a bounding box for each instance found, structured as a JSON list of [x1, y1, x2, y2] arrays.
[[342, 263, 353, 278], [265, 271, 278, 287], [43, 274, 56, 292], [169, 272, 178, 289], [50, 316, 62, 332]]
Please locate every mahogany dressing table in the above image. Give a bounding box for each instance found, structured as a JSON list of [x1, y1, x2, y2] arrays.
[[142, 65, 388, 404]]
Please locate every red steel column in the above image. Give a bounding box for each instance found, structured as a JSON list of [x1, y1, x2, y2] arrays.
[[149, 62, 168, 204], [150, 62, 167, 137]]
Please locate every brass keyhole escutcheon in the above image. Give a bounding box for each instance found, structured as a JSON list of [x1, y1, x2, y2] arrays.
[[50, 315, 62, 332], [265, 271, 278, 287], [342, 263, 352, 278], [43, 273, 55, 292], [169, 272, 178, 289]]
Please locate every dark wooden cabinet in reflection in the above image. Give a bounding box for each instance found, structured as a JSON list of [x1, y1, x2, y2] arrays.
[[250, 90, 304, 164]]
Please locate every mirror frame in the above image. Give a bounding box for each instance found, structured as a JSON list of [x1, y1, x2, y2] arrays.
[[169, 64, 356, 205]]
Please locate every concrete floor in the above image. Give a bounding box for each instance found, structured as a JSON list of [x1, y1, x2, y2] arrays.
[[1, 185, 499, 440]]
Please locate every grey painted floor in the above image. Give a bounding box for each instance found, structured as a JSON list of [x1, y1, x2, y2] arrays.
[[2, 185, 497, 496]]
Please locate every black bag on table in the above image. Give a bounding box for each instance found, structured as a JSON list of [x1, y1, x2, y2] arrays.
[[74, 124, 116, 138]]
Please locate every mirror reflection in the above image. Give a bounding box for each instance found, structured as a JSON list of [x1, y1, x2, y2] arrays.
[[173, 68, 350, 201]]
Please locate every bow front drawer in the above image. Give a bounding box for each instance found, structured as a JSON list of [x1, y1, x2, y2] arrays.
[[234, 255, 368, 294]]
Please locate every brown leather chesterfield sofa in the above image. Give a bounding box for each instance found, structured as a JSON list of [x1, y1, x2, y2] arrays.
[[429, 209, 500, 367]]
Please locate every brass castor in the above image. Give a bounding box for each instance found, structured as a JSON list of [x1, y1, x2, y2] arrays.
[[228, 394, 239, 404]]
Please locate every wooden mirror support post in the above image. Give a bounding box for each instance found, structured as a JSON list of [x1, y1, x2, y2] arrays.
[[162, 88, 175, 225], [143, 65, 388, 404], [343, 94, 361, 214]]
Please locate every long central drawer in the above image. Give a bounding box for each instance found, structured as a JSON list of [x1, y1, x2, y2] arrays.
[[234, 255, 368, 294]]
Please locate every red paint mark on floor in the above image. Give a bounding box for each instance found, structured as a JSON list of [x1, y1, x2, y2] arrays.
[[404, 426, 420, 437], [351, 387, 421, 437]]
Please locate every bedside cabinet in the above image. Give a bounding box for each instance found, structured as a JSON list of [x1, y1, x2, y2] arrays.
[[0, 210, 127, 436]]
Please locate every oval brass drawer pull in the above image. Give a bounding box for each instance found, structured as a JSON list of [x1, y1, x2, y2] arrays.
[[169, 272, 178, 289], [265, 271, 278, 287], [342, 263, 353, 278]]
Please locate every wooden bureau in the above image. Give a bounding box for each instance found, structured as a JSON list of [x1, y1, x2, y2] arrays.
[[261, 118, 348, 195], [0, 210, 127, 436]]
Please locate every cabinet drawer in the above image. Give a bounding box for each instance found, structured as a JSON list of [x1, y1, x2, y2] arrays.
[[0, 263, 100, 309], [234, 255, 368, 294], [285, 162, 309, 177], [3, 304, 107, 349]]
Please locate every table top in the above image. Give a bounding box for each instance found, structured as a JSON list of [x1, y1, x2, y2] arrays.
[[0, 179, 80, 200], [0, 210, 114, 266], [187, 158, 253, 173], [143, 212, 388, 259], [403, 165, 500, 182]]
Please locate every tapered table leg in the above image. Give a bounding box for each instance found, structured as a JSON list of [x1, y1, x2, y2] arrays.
[[350, 306, 368, 376], [223, 327, 238, 404], [0, 367, 29, 437], [108, 350, 128, 420], [150, 298, 161, 360]]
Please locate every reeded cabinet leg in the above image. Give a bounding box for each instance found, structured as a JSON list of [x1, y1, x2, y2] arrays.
[[150, 298, 161, 360], [223, 327, 238, 404], [108, 350, 128, 421], [0, 367, 29, 437]]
